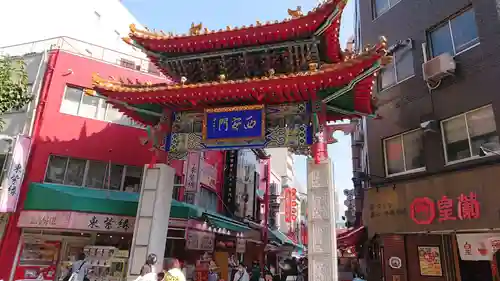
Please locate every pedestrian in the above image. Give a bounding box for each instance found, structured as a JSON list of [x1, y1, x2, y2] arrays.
[[164, 258, 186, 281], [233, 262, 250, 281], [64, 253, 90, 281], [141, 254, 158, 276]]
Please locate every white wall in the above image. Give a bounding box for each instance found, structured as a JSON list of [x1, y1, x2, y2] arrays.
[[266, 148, 295, 186], [0, 0, 144, 58]]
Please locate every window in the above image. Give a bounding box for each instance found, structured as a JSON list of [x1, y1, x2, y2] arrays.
[[172, 175, 183, 200], [60, 86, 142, 128], [199, 187, 218, 212], [429, 8, 479, 57], [442, 105, 499, 163], [379, 47, 414, 90], [373, 0, 401, 18], [44, 155, 143, 192], [119, 59, 136, 70], [384, 129, 425, 176]]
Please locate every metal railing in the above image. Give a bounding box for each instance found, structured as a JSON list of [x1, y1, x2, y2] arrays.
[[0, 36, 164, 77]]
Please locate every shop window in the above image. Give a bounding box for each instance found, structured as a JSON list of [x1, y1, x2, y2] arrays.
[[123, 166, 143, 193], [172, 175, 183, 200], [441, 105, 499, 163], [379, 47, 414, 91], [44, 155, 143, 192], [383, 129, 425, 176], [428, 7, 479, 57], [45, 155, 69, 183], [199, 187, 218, 212], [60, 86, 141, 128], [63, 158, 86, 186], [373, 0, 401, 18]]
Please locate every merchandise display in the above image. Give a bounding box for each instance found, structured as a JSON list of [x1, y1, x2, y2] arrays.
[[84, 246, 128, 281]]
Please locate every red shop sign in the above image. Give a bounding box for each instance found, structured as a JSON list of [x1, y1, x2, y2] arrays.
[[410, 192, 480, 225], [284, 188, 298, 223]]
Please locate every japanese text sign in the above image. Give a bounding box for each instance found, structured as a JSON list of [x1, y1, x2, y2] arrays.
[[284, 188, 297, 223], [203, 105, 265, 142], [410, 192, 480, 225]]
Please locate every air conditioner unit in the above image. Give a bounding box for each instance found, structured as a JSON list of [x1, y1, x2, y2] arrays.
[[422, 53, 456, 83]]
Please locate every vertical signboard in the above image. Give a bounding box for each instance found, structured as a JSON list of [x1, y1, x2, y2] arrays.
[[184, 152, 202, 204], [0, 135, 31, 212], [223, 150, 238, 216], [307, 158, 337, 281]]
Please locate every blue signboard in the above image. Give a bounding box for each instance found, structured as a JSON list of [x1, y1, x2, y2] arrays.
[[203, 105, 265, 142]]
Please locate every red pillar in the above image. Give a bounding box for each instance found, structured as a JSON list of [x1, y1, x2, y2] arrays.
[[0, 50, 59, 280]]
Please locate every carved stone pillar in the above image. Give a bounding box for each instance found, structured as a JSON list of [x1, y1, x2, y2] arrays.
[[307, 158, 338, 281], [127, 164, 175, 280]]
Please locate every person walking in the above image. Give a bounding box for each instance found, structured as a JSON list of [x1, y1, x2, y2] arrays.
[[65, 253, 90, 281], [233, 262, 250, 281], [141, 254, 158, 276]]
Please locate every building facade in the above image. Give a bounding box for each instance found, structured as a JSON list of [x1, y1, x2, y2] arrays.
[[357, 0, 500, 280]]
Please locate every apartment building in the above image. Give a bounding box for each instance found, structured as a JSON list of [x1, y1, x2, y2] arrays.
[[356, 0, 500, 280]]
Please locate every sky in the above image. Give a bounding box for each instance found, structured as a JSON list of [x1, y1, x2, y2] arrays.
[[122, 0, 356, 219]]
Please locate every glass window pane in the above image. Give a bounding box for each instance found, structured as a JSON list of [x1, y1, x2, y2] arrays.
[[380, 63, 396, 90], [402, 130, 425, 171], [105, 104, 131, 125], [451, 9, 479, 54], [79, 95, 99, 119], [443, 115, 470, 161], [96, 99, 107, 120], [85, 161, 107, 189], [45, 156, 68, 184], [374, 0, 389, 17], [105, 164, 124, 191], [467, 106, 499, 156], [389, 0, 401, 7], [60, 87, 82, 115], [199, 188, 218, 212], [430, 23, 454, 57], [63, 158, 86, 186], [395, 48, 414, 82], [385, 136, 405, 175], [124, 166, 142, 193]]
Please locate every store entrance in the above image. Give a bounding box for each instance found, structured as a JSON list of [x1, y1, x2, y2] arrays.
[[15, 230, 133, 281], [459, 259, 492, 281]]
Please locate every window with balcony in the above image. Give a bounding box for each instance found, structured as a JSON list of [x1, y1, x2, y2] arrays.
[[428, 8, 479, 57], [198, 187, 218, 212], [44, 155, 143, 192], [60, 86, 143, 128], [379, 47, 414, 90], [383, 129, 425, 176], [173, 175, 183, 200], [441, 105, 499, 163], [373, 0, 401, 18]]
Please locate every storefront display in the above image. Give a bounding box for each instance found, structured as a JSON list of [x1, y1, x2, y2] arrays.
[[14, 239, 61, 281], [83, 246, 128, 281]]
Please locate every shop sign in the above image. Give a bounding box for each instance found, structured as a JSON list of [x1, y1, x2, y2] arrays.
[[236, 238, 246, 253], [185, 229, 214, 251], [417, 246, 443, 276], [17, 211, 71, 229], [185, 152, 201, 193], [200, 161, 217, 190], [389, 257, 402, 269], [72, 213, 135, 233], [0, 135, 31, 212], [17, 211, 135, 233], [456, 233, 500, 261], [284, 188, 297, 223], [410, 192, 480, 225]]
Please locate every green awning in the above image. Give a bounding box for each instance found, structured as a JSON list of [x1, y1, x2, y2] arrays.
[[204, 211, 251, 232], [24, 183, 202, 219], [268, 229, 304, 250]]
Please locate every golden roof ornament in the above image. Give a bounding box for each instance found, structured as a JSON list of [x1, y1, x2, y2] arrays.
[[219, 74, 226, 82], [267, 68, 276, 77], [308, 63, 319, 72], [189, 22, 203, 36], [288, 6, 303, 19], [180, 76, 188, 85]]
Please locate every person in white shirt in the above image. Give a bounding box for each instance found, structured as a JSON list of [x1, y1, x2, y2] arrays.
[[233, 262, 250, 281], [69, 253, 90, 281]]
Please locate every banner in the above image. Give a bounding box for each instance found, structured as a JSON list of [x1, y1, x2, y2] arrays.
[[456, 233, 500, 261], [0, 135, 31, 212]]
